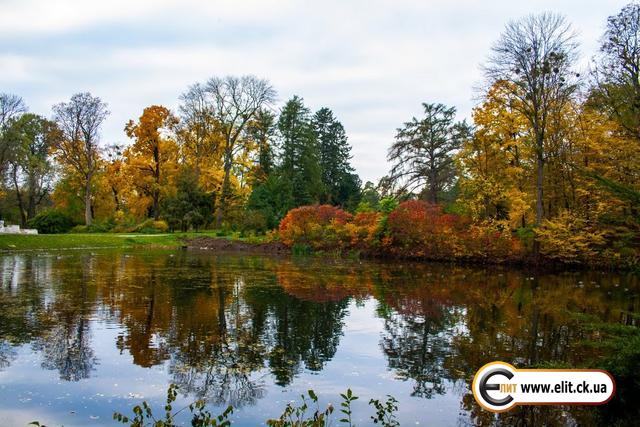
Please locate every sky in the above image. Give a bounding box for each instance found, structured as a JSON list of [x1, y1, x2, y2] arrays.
[[0, 0, 630, 183]]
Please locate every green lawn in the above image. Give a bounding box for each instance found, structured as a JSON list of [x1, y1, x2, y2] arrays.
[[0, 232, 219, 251]]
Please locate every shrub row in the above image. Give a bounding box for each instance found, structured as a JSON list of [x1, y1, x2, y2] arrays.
[[26, 210, 169, 234], [278, 201, 523, 262]]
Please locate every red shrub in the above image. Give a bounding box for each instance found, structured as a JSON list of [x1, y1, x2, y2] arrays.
[[279, 205, 353, 249], [346, 211, 382, 249], [386, 201, 465, 258], [278, 201, 522, 262]]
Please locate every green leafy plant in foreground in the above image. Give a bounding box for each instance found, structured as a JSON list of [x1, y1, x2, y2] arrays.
[[112, 383, 233, 427], [369, 395, 400, 426], [31, 384, 400, 426], [266, 389, 334, 427], [107, 385, 399, 427], [338, 388, 358, 426]]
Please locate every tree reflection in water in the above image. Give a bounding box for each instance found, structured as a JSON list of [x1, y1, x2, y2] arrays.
[[34, 254, 98, 381], [0, 251, 637, 425]]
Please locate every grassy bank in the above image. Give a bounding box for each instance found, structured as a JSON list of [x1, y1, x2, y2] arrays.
[[0, 232, 219, 252]]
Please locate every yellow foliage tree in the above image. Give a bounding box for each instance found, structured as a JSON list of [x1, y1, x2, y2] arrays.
[[457, 81, 532, 229], [124, 105, 179, 220]]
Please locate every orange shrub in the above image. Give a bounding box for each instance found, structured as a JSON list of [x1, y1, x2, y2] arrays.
[[344, 211, 382, 249], [461, 223, 524, 262], [386, 201, 464, 258], [278, 201, 522, 262], [279, 205, 353, 249], [385, 200, 520, 262]]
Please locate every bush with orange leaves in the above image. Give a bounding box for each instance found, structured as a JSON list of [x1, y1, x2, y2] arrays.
[[384, 200, 521, 262], [384, 201, 465, 259], [463, 223, 524, 262], [278, 201, 522, 262], [344, 211, 382, 249], [278, 205, 354, 250]]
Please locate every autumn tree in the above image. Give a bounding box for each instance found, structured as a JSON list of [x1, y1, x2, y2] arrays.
[[52, 93, 109, 226], [177, 83, 222, 179], [484, 13, 579, 229], [202, 76, 276, 226], [103, 144, 126, 212], [388, 103, 469, 203], [457, 82, 531, 227], [3, 114, 59, 226], [125, 105, 179, 220], [591, 2, 640, 138]]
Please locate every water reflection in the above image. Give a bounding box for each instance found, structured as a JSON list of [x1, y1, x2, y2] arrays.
[[0, 250, 637, 426]]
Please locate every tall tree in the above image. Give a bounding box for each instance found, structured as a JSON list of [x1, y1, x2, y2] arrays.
[[203, 76, 276, 226], [457, 81, 531, 227], [312, 107, 360, 206], [4, 114, 59, 226], [388, 103, 469, 203], [591, 2, 640, 138], [246, 108, 276, 185], [125, 105, 179, 220], [103, 144, 126, 212], [52, 93, 109, 225], [0, 93, 27, 176], [484, 12, 579, 228], [277, 96, 322, 208], [177, 83, 220, 174]]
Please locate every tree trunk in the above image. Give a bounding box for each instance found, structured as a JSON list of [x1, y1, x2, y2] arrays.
[[216, 153, 233, 228], [535, 150, 544, 225], [84, 176, 93, 226], [427, 168, 438, 204], [112, 188, 120, 211], [27, 194, 36, 222], [533, 133, 544, 259], [153, 146, 161, 220], [12, 166, 27, 228], [26, 173, 37, 222], [429, 186, 437, 204], [153, 191, 160, 221]]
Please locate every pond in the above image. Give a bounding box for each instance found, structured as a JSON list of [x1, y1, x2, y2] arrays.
[[0, 250, 637, 426]]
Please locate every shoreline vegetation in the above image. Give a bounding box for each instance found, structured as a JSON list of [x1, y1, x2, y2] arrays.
[[2, 5, 640, 270], [0, 198, 635, 270], [0, 209, 633, 271]]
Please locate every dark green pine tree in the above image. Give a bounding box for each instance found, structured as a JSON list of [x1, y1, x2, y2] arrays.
[[162, 168, 213, 231], [277, 96, 322, 208], [388, 103, 469, 204], [245, 108, 285, 228], [246, 174, 291, 229], [246, 108, 276, 184], [312, 107, 361, 208]]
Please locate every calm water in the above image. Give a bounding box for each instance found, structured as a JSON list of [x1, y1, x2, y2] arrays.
[[0, 250, 637, 426]]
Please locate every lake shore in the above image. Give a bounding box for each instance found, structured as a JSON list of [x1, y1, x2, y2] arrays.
[[0, 232, 205, 252], [0, 233, 634, 271], [0, 232, 290, 254]]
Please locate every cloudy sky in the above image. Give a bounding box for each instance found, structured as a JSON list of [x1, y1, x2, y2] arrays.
[[0, 0, 629, 183]]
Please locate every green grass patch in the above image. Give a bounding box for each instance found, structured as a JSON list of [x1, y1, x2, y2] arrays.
[[0, 232, 221, 252]]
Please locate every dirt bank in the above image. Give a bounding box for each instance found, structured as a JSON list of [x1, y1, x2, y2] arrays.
[[185, 236, 291, 254]]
